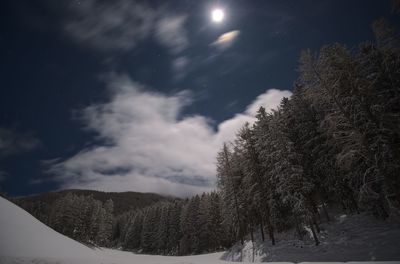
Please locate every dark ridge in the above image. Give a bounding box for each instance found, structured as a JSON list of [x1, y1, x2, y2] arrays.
[[12, 189, 174, 216]]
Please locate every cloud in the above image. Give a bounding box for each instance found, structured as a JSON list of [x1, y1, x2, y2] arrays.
[[172, 56, 190, 80], [155, 15, 188, 55], [215, 89, 292, 144], [213, 30, 240, 50], [64, 0, 156, 52], [48, 75, 291, 197], [154, 15, 189, 80], [245, 89, 293, 116], [64, 1, 190, 80], [64, 0, 189, 55], [0, 128, 40, 158]]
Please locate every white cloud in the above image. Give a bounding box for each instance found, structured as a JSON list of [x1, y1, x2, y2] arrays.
[[49, 75, 291, 197], [215, 89, 292, 144], [245, 89, 293, 116]]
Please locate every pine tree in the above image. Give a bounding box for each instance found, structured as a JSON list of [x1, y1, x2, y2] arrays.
[[165, 201, 182, 254], [216, 143, 246, 245], [237, 123, 275, 244], [96, 199, 113, 246], [124, 210, 143, 249], [179, 195, 201, 254]]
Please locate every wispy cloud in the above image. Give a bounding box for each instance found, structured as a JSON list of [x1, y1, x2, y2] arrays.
[[155, 15, 188, 55], [0, 128, 40, 158], [64, 0, 190, 80], [65, 0, 156, 52], [64, 0, 189, 55], [172, 56, 190, 80], [47, 75, 291, 197], [154, 15, 190, 80]]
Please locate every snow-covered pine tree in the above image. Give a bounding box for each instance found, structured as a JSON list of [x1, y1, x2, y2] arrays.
[[155, 203, 170, 254], [237, 123, 275, 244], [95, 199, 114, 246], [198, 193, 211, 253], [124, 210, 143, 249], [216, 143, 246, 245], [166, 201, 182, 254], [208, 192, 226, 250], [141, 205, 161, 253], [181, 195, 201, 254], [298, 40, 400, 217], [255, 107, 319, 245]]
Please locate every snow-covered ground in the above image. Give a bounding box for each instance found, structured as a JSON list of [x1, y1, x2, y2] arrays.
[[0, 196, 242, 264], [223, 212, 400, 263], [1, 196, 399, 264]]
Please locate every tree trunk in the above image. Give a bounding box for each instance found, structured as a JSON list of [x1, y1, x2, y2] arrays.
[[266, 221, 275, 245], [250, 226, 255, 262], [259, 215, 265, 242], [350, 194, 360, 214], [250, 227, 254, 242], [262, 203, 275, 245], [295, 216, 303, 241], [313, 217, 320, 233], [252, 242, 255, 263], [309, 222, 320, 245], [321, 202, 330, 222], [309, 197, 320, 223], [377, 182, 390, 219], [237, 225, 244, 245]]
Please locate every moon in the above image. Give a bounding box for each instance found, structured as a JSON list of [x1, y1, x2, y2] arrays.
[[211, 8, 225, 23]]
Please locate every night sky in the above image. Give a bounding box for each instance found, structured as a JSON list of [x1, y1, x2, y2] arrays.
[[0, 0, 398, 197]]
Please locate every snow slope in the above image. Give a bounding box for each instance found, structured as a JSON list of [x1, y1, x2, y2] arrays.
[[0, 196, 98, 259], [223, 213, 400, 262], [1, 196, 399, 264], [0, 196, 244, 264]]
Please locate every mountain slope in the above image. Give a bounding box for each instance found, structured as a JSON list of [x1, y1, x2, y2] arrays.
[[13, 189, 171, 216]]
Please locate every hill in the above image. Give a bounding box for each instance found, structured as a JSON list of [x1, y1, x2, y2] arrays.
[[13, 189, 171, 216]]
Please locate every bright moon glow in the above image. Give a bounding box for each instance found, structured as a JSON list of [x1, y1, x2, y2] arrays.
[[211, 8, 224, 23]]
